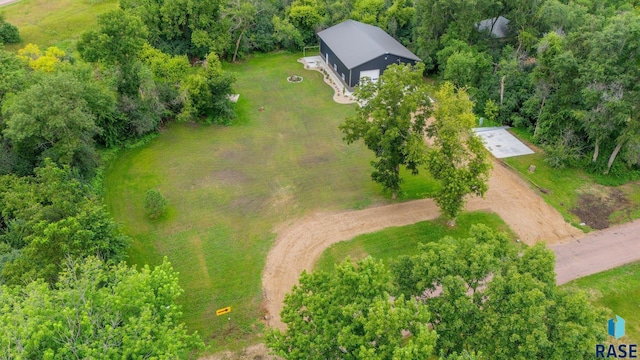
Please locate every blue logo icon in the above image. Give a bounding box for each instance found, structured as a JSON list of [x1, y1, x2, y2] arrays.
[[608, 315, 626, 339]]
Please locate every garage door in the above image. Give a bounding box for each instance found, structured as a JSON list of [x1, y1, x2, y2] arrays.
[[359, 69, 380, 84]]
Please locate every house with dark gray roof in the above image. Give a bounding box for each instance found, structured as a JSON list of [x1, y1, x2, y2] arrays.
[[317, 20, 421, 89], [476, 16, 510, 38]]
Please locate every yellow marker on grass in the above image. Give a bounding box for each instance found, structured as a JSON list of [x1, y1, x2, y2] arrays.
[[216, 307, 231, 316]]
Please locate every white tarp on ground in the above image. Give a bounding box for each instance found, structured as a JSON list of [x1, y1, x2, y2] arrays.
[[473, 127, 534, 158]]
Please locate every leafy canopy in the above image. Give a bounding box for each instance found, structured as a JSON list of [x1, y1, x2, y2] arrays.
[[392, 225, 605, 358], [340, 63, 431, 199], [426, 82, 492, 223], [0, 256, 204, 359], [1, 71, 110, 173], [267, 257, 437, 359], [0, 160, 129, 284]]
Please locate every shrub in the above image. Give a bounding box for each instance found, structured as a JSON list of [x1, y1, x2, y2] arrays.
[[144, 189, 168, 219], [0, 16, 20, 44]]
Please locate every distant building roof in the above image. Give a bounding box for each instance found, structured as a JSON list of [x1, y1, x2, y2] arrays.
[[477, 16, 510, 38], [317, 20, 421, 69]]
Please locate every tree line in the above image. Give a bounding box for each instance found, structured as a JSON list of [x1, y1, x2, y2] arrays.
[[1, 8, 236, 177]]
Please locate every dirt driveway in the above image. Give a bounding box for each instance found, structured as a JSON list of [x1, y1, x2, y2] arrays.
[[262, 159, 583, 330]]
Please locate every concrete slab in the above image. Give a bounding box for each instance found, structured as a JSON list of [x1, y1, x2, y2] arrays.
[[473, 127, 534, 158]]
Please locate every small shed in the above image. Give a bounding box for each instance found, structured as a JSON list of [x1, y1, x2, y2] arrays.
[[317, 20, 421, 89], [476, 16, 511, 38]]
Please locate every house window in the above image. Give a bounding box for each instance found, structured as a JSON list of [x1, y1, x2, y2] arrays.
[[341, 73, 345, 80], [334, 64, 337, 71]]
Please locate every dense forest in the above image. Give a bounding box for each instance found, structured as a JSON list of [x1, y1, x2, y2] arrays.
[[0, 0, 639, 357]]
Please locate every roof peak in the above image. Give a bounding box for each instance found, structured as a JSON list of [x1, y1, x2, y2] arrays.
[[317, 19, 421, 69]]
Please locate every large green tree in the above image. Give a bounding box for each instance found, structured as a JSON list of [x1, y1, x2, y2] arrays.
[[380, 0, 414, 45], [120, 0, 225, 58], [412, 0, 498, 71], [426, 83, 491, 225], [392, 225, 605, 358], [0, 46, 28, 177], [267, 257, 437, 359], [340, 63, 431, 199], [351, 0, 385, 24], [0, 160, 129, 284], [221, 0, 259, 62], [0, 14, 20, 45], [78, 9, 149, 96], [1, 72, 110, 173], [78, 10, 175, 140], [0, 256, 203, 358], [578, 11, 640, 172], [289, 0, 324, 42], [180, 52, 236, 123]]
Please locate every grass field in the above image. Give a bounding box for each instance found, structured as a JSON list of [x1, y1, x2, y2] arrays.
[[1, 0, 117, 50], [103, 52, 439, 351], [315, 211, 513, 272], [563, 262, 640, 342]]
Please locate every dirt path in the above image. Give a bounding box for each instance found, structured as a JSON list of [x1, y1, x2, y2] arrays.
[[262, 160, 583, 330]]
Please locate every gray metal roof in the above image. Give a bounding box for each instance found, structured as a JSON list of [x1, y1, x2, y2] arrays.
[[477, 16, 510, 38], [317, 20, 421, 69]]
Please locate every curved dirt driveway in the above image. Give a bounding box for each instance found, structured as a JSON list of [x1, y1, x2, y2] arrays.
[[262, 160, 583, 330]]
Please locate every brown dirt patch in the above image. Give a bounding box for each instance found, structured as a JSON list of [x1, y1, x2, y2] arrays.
[[571, 187, 630, 229], [230, 196, 267, 216], [298, 152, 334, 166], [262, 158, 583, 331], [200, 344, 279, 360], [209, 170, 248, 186]]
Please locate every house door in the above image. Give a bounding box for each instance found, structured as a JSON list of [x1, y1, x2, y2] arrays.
[[359, 69, 380, 84], [325, 53, 329, 64]]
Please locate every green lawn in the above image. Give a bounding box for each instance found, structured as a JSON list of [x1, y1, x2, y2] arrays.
[[1, 0, 118, 51], [562, 262, 640, 342], [103, 52, 438, 351], [315, 211, 513, 272]]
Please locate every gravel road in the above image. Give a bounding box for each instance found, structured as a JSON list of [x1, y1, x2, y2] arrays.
[[553, 218, 640, 284]]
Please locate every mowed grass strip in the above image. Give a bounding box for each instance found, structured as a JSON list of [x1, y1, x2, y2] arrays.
[[562, 261, 640, 342], [2, 0, 118, 50], [314, 211, 513, 272], [104, 52, 438, 351]]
